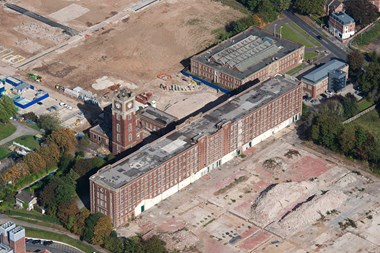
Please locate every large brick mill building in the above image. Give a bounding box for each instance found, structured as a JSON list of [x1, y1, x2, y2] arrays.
[[190, 28, 305, 90], [90, 75, 303, 227]]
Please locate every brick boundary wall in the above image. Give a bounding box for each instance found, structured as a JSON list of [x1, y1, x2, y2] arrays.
[[343, 105, 376, 124]]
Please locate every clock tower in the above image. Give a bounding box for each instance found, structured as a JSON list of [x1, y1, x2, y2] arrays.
[[111, 89, 141, 155]]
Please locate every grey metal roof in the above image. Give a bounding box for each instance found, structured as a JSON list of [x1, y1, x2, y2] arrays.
[[301, 59, 347, 85], [139, 107, 177, 126], [91, 76, 300, 189], [331, 12, 355, 25], [193, 28, 302, 80]]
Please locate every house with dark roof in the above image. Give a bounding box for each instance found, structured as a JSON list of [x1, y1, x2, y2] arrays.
[[15, 191, 37, 211], [326, 0, 345, 15]]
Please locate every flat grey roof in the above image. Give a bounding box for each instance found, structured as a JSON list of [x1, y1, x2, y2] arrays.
[[193, 28, 302, 80], [331, 12, 355, 25], [301, 59, 347, 85], [139, 107, 177, 126], [92, 75, 300, 189], [0, 243, 11, 253]]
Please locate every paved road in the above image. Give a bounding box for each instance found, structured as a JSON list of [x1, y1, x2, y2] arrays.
[[284, 10, 347, 61], [0, 121, 40, 146], [0, 214, 106, 253]]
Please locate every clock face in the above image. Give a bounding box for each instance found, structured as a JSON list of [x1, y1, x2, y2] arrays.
[[127, 102, 133, 109], [115, 102, 121, 109]]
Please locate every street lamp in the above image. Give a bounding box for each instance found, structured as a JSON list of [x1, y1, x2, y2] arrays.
[[279, 25, 284, 39], [274, 24, 277, 37]]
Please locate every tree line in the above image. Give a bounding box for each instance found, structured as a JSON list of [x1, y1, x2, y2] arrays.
[[301, 50, 380, 173]]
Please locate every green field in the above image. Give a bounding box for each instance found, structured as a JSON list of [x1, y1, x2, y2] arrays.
[[0, 122, 16, 141], [286, 63, 305, 75], [9, 135, 39, 150], [352, 20, 380, 48], [305, 51, 318, 60], [289, 23, 322, 47], [0, 147, 11, 159], [24, 226, 96, 253], [350, 110, 380, 141], [357, 99, 375, 112], [281, 24, 314, 48]]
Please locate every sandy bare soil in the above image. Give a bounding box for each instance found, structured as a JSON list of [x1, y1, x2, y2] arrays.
[[16, 0, 136, 30], [0, 8, 65, 58], [117, 128, 380, 253], [27, 0, 244, 94]]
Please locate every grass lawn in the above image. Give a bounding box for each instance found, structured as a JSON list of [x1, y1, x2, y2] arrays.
[[0, 147, 11, 159], [289, 23, 322, 47], [9, 135, 39, 150], [286, 63, 305, 75], [305, 51, 318, 60], [6, 209, 60, 224], [0, 122, 16, 141], [350, 110, 380, 141], [281, 24, 315, 48], [24, 226, 96, 253], [352, 20, 380, 48], [357, 99, 375, 112]]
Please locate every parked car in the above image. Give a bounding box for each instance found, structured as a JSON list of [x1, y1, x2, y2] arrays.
[[37, 102, 43, 105], [59, 102, 67, 107], [43, 240, 53, 246], [66, 105, 73, 110]]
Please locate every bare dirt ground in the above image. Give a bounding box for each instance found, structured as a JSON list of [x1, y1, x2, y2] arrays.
[[117, 127, 380, 253], [0, 8, 65, 59], [26, 0, 244, 92], [15, 0, 136, 30]]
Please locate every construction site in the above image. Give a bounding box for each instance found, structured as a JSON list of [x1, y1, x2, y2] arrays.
[[0, 0, 245, 120], [117, 127, 380, 253]]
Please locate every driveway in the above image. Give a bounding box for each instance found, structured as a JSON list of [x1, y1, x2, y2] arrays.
[[0, 121, 40, 146]]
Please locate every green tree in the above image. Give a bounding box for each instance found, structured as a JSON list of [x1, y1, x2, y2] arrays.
[[72, 208, 90, 236], [348, 50, 364, 73], [57, 199, 79, 230], [143, 235, 168, 253], [318, 99, 344, 119], [293, 0, 324, 15], [104, 232, 124, 253], [271, 0, 291, 11], [336, 94, 359, 119], [82, 212, 103, 243], [91, 215, 113, 245], [339, 126, 356, 155], [346, 0, 378, 26], [37, 113, 61, 133], [23, 152, 46, 173], [0, 96, 17, 123], [72, 157, 105, 177], [257, 0, 278, 22], [37, 143, 61, 168], [48, 128, 77, 155], [311, 114, 343, 151]]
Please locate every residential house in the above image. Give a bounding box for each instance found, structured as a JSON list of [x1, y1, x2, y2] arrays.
[[329, 12, 356, 41]]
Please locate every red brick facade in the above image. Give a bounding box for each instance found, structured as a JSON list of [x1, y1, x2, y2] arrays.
[[90, 83, 303, 227], [191, 47, 304, 90]]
